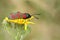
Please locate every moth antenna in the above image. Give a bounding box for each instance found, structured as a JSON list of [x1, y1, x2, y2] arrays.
[[34, 16, 39, 19], [31, 14, 40, 19], [31, 14, 40, 16]]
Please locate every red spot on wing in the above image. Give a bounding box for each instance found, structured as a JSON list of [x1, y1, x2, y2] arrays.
[[16, 11, 20, 18], [10, 13, 16, 19], [23, 14, 27, 19]]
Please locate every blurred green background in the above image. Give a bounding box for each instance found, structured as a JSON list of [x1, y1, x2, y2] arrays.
[[0, 0, 60, 40]]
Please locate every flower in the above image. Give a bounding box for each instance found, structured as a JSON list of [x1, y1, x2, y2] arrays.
[[4, 16, 35, 30]]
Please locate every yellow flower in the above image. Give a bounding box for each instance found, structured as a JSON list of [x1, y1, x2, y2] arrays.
[[4, 16, 35, 30]]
